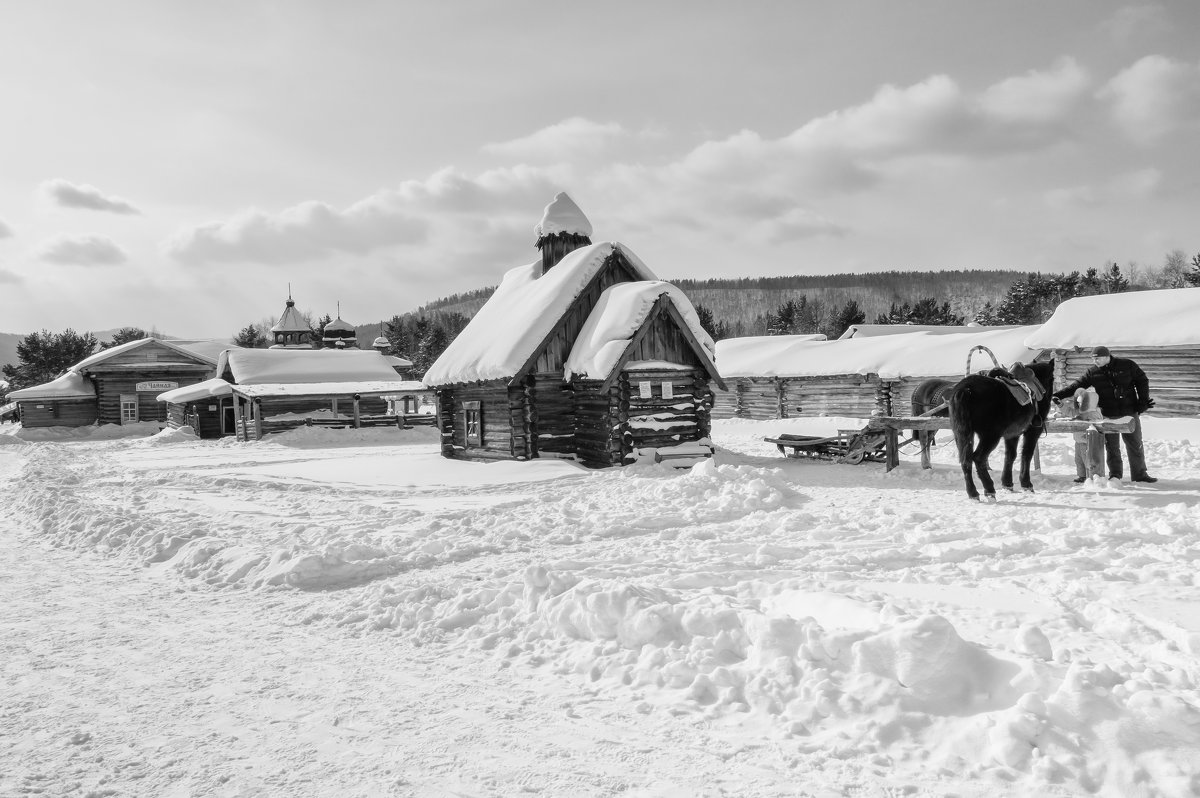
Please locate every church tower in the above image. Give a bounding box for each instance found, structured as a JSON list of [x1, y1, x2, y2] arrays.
[[269, 293, 314, 349]]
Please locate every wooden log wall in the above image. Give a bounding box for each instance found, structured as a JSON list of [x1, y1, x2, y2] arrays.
[[1055, 346, 1200, 417], [15, 399, 98, 428], [719, 375, 886, 420], [709, 384, 739, 420], [615, 369, 712, 466], [435, 382, 522, 461], [91, 370, 209, 425], [166, 404, 188, 430], [527, 374, 572, 457], [572, 380, 623, 467]]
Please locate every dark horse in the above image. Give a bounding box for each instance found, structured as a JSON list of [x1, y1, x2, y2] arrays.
[[948, 360, 1055, 501], [910, 378, 957, 444]]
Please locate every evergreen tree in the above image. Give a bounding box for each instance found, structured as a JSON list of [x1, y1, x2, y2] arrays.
[[412, 324, 450, 377], [827, 299, 866, 339], [1186, 253, 1200, 287], [101, 327, 149, 349], [232, 324, 268, 348], [1101, 262, 1130, 293], [314, 314, 333, 341], [1, 329, 98, 391]]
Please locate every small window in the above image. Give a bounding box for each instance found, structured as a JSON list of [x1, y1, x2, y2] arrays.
[[463, 400, 482, 445], [120, 395, 139, 424]]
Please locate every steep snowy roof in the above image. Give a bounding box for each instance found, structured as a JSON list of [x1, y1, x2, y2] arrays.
[[535, 192, 592, 239], [218, 349, 404, 385], [564, 282, 715, 381], [839, 324, 1020, 339], [271, 300, 310, 334], [1024, 287, 1200, 349], [156, 378, 233, 404], [7, 370, 95, 400], [72, 337, 218, 371], [424, 241, 657, 386], [717, 325, 1044, 379]]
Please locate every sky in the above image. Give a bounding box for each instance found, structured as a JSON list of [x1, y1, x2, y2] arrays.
[[1, 0, 1198, 340]]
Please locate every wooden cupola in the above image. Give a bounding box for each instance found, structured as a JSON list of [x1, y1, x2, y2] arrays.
[[535, 192, 593, 275], [270, 292, 314, 349]]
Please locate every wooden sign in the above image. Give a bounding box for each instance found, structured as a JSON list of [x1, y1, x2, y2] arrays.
[[639, 381, 653, 399], [136, 381, 179, 392], [662, 381, 674, 399]]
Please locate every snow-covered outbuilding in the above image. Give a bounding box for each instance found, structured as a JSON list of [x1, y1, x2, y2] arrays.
[[715, 326, 1045, 420], [423, 193, 723, 467], [214, 348, 428, 440], [6, 338, 223, 429], [838, 323, 1021, 339], [1025, 287, 1200, 416]]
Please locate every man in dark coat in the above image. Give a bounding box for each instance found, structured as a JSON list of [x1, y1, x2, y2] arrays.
[[1052, 346, 1157, 483]]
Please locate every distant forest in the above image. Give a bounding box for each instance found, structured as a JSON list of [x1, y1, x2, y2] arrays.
[[397, 270, 1028, 338]]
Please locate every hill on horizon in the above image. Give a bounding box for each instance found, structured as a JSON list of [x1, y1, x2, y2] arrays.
[[400, 269, 1030, 335]]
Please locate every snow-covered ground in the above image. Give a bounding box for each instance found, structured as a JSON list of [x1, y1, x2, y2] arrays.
[[2, 417, 1198, 797]]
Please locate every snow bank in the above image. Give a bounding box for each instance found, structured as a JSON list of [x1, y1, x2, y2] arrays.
[[0, 421, 164, 444]]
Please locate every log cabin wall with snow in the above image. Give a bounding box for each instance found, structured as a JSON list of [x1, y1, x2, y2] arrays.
[[425, 193, 722, 467]]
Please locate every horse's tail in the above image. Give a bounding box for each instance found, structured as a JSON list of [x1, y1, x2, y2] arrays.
[[948, 383, 973, 447]]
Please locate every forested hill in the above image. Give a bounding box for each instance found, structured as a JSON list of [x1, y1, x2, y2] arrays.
[[415, 269, 1028, 335]]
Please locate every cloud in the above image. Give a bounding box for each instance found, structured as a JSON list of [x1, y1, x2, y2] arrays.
[[977, 57, 1092, 124], [166, 166, 567, 267], [0, 217, 13, 239], [762, 208, 849, 243], [482, 117, 629, 163], [40, 179, 142, 215], [1044, 168, 1163, 208], [33, 234, 128, 265], [166, 198, 430, 266], [1101, 4, 1170, 46], [0, 267, 21, 284], [1100, 55, 1200, 143]]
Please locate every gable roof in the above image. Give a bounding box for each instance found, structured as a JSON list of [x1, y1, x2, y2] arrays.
[[564, 282, 718, 385], [71, 337, 219, 372], [217, 348, 403, 385], [1024, 287, 1200, 349], [156, 377, 233, 404], [423, 241, 656, 386], [7, 370, 96, 400], [839, 324, 1020, 339]]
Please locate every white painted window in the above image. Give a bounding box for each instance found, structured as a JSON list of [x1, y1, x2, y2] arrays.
[[120, 395, 138, 424]]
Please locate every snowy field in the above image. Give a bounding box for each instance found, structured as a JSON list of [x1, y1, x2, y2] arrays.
[[2, 417, 1199, 797]]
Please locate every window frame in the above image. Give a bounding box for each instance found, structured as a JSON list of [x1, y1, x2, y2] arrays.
[[463, 400, 482, 446], [120, 394, 139, 424]]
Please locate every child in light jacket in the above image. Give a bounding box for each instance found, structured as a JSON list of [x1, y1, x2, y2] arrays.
[[1072, 387, 1105, 483]]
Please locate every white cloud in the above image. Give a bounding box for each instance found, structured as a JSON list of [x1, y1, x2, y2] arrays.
[[1044, 168, 1163, 208], [1101, 55, 1200, 143], [762, 208, 849, 243], [166, 166, 567, 268], [33, 234, 127, 265], [977, 57, 1092, 124], [0, 267, 21, 284], [0, 217, 13, 239], [482, 117, 628, 162], [40, 179, 142, 215]]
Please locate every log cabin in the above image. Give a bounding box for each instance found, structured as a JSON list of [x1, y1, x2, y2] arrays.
[[6, 338, 222, 429], [423, 192, 723, 467], [1025, 287, 1200, 416], [714, 326, 1045, 420]]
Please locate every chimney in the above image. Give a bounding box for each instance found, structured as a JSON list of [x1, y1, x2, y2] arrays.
[[535, 192, 593, 274]]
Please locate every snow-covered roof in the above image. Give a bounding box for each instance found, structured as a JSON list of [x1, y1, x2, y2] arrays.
[[6, 370, 95, 400], [324, 317, 355, 333], [424, 241, 657, 386], [717, 325, 1044, 379], [564, 282, 715, 381], [371, 336, 389, 349], [72, 337, 219, 371], [231, 380, 425, 398], [1024, 287, 1200, 349], [839, 324, 1019, 339], [156, 378, 233, 404], [384, 355, 413, 369], [271, 299, 310, 333], [169, 339, 233, 364], [0, 401, 18, 417], [218, 348, 404, 385], [535, 192, 592, 239]]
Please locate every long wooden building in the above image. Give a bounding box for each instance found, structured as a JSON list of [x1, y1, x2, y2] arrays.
[[423, 193, 723, 467], [6, 338, 223, 428]]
